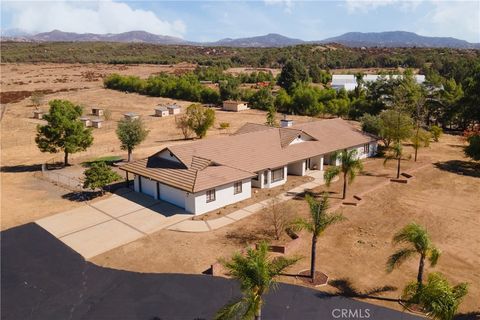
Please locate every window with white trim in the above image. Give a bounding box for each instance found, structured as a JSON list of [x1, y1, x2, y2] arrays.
[[234, 181, 242, 194], [206, 189, 216, 203], [272, 167, 284, 182], [363, 143, 370, 154]]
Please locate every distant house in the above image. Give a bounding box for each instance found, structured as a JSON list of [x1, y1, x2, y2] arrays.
[[167, 104, 181, 115], [331, 75, 357, 91], [222, 100, 249, 112], [124, 112, 139, 120], [92, 107, 104, 117], [155, 106, 169, 117], [331, 74, 426, 91], [120, 118, 378, 215], [80, 116, 92, 127]]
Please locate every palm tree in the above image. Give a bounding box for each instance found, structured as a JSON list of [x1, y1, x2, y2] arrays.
[[387, 222, 441, 292], [324, 149, 363, 200], [402, 272, 468, 320], [215, 242, 299, 320], [292, 193, 345, 282], [384, 142, 404, 179]]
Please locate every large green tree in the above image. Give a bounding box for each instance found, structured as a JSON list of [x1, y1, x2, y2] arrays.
[[387, 223, 441, 292], [277, 60, 309, 93], [324, 149, 364, 200], [215, 242, 298, 320], [292, 193, 345, 282], [186, 104, 216, 138], [116, 118, 149, 162], [83, 161, 121, 194], [36, 99, 93, 166]]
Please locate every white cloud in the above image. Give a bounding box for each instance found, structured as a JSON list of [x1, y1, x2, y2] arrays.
[[419, 1, 480, 43], [3, 0, 186, 37], [345, 0, 421, 13], [264, 0, 294, 14]]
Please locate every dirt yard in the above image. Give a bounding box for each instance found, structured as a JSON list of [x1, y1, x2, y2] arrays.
[[92, 135, 480, 314], [0, 63, 312, 230], [1, 63, 478, 314]]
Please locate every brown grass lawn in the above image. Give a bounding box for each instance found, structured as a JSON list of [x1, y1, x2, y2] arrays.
[[91, 135, 480, 314], [1, 63, 479, 314]]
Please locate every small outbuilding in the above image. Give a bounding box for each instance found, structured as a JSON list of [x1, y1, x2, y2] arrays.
[[222, 100, 249, 112], [33, 110, 45, 120], [92, 107, 104, 117], [124, 112, 139, 121], [155, 106, 169, 117], [167, 104, 181, 115], [91, 119, 103, 128], [80, 116, 92, 127]]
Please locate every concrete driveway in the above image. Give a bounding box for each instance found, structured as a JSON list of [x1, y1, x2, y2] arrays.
[[36, 189, 192, 259]]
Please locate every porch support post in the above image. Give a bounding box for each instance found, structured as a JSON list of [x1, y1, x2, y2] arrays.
[[126, 171, 129, 188], [320, 156, 324, 171]]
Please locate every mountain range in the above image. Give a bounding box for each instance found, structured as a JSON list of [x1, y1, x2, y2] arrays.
[[1, 29, 479, 49]]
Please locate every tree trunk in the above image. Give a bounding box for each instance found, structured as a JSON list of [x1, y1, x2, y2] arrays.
[[310, 235, 317, 281], [64, 151, 69, 166], [127, 148, 133, 162], [414, 147, 418, 162], [255, 307, 262, 320], [417, 255, 425, 290], [342, 171, 347, 199], [396, 156, 401, 179]]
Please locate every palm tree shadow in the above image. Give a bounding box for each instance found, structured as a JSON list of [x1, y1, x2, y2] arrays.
[[453, 312, 480, 320], [328, 278, 399, 302]]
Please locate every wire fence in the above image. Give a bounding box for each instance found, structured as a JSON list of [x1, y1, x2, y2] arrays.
[[37, 165, 84, 191]]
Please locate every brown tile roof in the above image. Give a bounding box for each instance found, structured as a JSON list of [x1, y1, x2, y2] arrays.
[[120, 156, 255, 193], [279, 128, 305, 148], [234, 123, 273, 135], [121, 118, 376, 192]]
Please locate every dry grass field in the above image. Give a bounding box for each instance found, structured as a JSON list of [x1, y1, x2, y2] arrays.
[[1, 63, 479, 315], [0, 63, 311, 229]]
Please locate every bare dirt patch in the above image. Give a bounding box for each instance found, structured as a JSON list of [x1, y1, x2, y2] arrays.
[[92, 135, 480, 314]]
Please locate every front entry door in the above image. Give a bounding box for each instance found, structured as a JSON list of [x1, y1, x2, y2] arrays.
[[306, 158, 311, 170]]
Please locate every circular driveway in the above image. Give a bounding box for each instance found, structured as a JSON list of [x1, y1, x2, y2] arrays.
[[1, 223, 422, 320]]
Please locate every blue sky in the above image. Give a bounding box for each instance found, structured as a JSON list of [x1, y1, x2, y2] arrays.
[[1, 0, 479, 42]]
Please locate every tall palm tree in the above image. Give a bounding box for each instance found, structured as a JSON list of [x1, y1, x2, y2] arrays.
[[215, 242, 299, 320], [384, 142, 404, 179], [292, 193, 345, 282], [387, 222, 441, 291], [324, 149, 363, 200]]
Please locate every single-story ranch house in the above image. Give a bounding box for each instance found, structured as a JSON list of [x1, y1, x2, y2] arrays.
[[120, 118, 378, 215]]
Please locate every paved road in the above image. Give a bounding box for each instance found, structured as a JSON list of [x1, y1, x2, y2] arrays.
[[1, 223, 422, 320]]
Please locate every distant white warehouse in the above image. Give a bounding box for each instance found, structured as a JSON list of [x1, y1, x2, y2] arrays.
[[331, 74, 426, 91]]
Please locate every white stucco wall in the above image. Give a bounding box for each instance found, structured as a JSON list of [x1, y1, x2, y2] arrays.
[[141, 177, 158, 199], [159, 183, 186, 208], [289, 133, 313, 145], [192, 179, 251, 215], [287, 161, 305, 176]]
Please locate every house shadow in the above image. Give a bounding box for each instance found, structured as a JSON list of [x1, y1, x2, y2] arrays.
[[0, 164, 42, 173], [328, 278, 399, 302], [434, 160, 480, 178]]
